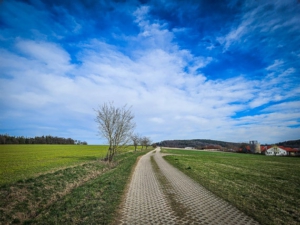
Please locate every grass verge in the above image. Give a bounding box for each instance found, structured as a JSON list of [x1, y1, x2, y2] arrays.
[[0, 151, 148, 224], [161, 149, 300, 225]]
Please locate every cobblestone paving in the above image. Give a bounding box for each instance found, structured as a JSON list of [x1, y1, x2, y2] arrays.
[[119, 148, 259, 225]]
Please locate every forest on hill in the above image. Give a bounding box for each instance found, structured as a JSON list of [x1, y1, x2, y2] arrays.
[[158, 139, 300, 150], [0, 134, 87, 145], [276, 139, 300, 148], [157, 139, 242, 150]]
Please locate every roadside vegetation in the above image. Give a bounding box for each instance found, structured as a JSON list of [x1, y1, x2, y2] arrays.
[[0, 145, 151, 224], [162, 149, 300, 225]]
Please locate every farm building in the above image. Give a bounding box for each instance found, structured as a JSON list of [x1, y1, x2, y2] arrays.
[[238, 141, 261, 153], [250, 140, 261, 153], [262, 145, 299, 156]]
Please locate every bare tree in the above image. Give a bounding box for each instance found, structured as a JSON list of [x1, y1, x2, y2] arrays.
[[95, 102, 135, 162], [131, 133, 140, 152], [140, 137, 145, 150], [141, 136, 151, 150], [144, 137, 152, 150]]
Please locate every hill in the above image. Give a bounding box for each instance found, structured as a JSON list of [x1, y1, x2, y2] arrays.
[[158, 139, 300, 150], [157, 139, 242, 150], [276, 139, 300, 148]]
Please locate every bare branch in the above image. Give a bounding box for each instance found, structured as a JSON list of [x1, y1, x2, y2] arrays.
[[95, 102, 135, 162], [140, 136, 151, 150]]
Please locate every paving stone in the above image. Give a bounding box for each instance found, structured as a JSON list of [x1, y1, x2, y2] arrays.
[[118, 148, 259, 225]]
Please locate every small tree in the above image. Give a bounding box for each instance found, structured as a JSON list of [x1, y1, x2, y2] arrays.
[[141, 136, 151, 150], [144, 137, 151, 150], [95, 102, 135, 162], [140, 137, 145, 150], [131, 134, 140, 152]]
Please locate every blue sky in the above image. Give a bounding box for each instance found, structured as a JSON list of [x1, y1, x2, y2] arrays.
[[0, 0, 299, 144]]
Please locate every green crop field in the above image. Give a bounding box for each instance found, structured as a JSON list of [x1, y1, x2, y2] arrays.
[[162, 149, 300, 225], [0, 145, 138, 185], [0, 145, 151, 224]]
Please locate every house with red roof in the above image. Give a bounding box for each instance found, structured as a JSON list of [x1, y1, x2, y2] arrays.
[[261, 145, 299, 156]]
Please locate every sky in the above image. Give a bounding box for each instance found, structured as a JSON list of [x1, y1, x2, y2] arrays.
[[0, 0, 299, 144]]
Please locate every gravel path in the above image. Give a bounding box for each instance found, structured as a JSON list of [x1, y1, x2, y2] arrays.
[[118, 148, 259, 225]]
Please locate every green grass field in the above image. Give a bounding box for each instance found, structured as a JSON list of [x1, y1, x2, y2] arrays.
[[0, 145, 110, 185], [162, 149, 300, 225], [0, 145, 151, 224]]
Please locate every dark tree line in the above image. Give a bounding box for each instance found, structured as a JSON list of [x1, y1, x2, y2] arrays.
[[157, 139, 241, 150], [276, 139, 300, 148], [157, 139, 300, 151], [0, 134, 87, 145]]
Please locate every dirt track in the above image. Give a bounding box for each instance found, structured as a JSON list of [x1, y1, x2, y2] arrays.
[[118, 148, 258, 224]]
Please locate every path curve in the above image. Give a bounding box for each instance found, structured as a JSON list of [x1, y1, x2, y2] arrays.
[[118, 148, 259, 225]]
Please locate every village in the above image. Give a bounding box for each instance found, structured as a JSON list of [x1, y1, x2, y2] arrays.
[[181, 140, 300, 156], [239, 140, 300, 156]]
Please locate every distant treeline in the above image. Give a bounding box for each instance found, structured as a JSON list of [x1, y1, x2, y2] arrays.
[[158, 139, 300, 149], [0, 134, 87, 145], [157, 139, 241, 150], [276, 139, 300, 148]]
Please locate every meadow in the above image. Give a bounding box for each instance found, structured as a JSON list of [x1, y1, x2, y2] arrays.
[[0, 145, 109, 185], [0, 144, 150, 224], [162, 149, 300, 225]]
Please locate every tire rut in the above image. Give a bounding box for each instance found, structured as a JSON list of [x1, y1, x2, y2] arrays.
[[118, 148, 259, 225]]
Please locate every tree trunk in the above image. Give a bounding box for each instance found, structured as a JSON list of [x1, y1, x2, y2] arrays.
[[105, 146, 114, 162]]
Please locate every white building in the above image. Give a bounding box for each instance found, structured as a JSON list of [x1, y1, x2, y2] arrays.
[[265, 146, 286, 156], [264, 145, 299, 156]]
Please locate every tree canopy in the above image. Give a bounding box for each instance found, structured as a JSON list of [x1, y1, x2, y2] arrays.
[[0, 134, 86, 145]]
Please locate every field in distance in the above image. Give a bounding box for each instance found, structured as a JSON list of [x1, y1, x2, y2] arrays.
[[162, 149, 300, 225], [0, 145, 139, 185]]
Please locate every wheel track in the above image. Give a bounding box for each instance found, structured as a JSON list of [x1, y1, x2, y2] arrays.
[[118, 150, 179, 224], [118, 148, 259, 225]]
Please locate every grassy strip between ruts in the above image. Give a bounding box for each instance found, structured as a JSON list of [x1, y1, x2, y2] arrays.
[[150, 155, 188, 221], [161, 149, 300, 225], [0, 150, 150, 224]]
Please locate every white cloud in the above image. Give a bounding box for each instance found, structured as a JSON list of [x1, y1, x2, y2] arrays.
[[2, 33, 298, 143], [218, 22, 249, 51], [150, 117, 165, 124], [262, 101, 300, 113], [0, 4, 299, 144], [266, 60, 284, 71], [15, 39, 73, 73], [218, 0, 300, 53]]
